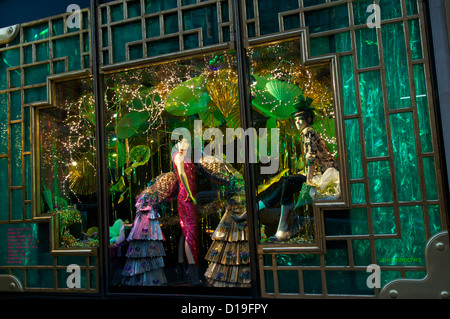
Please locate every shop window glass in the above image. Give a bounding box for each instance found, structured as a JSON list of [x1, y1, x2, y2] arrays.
[[105, 52, 251, 291], [247, 39, 340, 248]]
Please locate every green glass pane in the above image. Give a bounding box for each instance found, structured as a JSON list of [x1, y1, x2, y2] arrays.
[[413, 64, 433, 153], [247, 23, 256, 38], [221, 1, 230, 22], [146, 17, 160, 38], [263, 254, 272, 266], [83, 11, 89, 30], [376, 206, 426, 266], [409, 19, 423, 60], [111, 4, 124, 22], [102, 51, 109, 65], [422, 157, 438, 201], [351, 183, 366, 204], [246, 0, 255, 19], [53, 60, 65, 74], [102, 29, 108, 47], [283, 14, 300, 31], [345, 119, 363, 179], [257, 0, 299, 35], [278, 270, 299, 294], [0, 48, 20, 90], [390, 112, 421, 202], [305, 4, 349, 34], [264, 270, 274, 293], [10, 69, 21, 88], [0, 158, 8, 220], [25, 203, 32, 219], [52, 19, 64, 36], [310, 32, 352, 56], [340, 56, 357, 115], [183, 6, 219, 46], [24, 64, 50, 86], [184, 33, 199, 50], [353, 0, 375, 26], [147, 37, 179, 57], [303, 271, 322, 294], [379, 0, 402, 20], [355, 27, 379, 69], [326, 271, 373, 295], [352, 239, 371, 265], [53, 36, 81, 71], [0, 94, 7, 154], [83, 33, 90, 52], [112, 22, 142, 63], [382, 22, 411, 110], [11, 189, 23, 220], [11, 123, 22, 187], [406, 0, 418, 15], [24, 23, 49, 42], [36, 42, 49, 61], [372, 206, 396, 234], [24, 87, 47, 104], [83, 55, 90, 69], [24, 46, 33, 64], [164, 13, 179, 34], [127, 1, 141, 18], [325, 209, 368, 236], [145, 0, 177, 14], [367, 161, 393, 203], [276, 254, 320, 266], [27, 269, 54, 288], [359, 71, 388, 157], [428, 205, 442, 236], [90, 270, 96, 288], [10, 91, 21, 121], [101, 8, 108, 24], [129, 44, 143, 60], [325, 241, 349, 266]]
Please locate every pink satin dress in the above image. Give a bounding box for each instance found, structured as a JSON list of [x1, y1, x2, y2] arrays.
[[172, 151, 199, 265]]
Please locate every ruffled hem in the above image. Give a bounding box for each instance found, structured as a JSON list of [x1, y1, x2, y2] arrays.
[[122, 257, 165, 276], [204, 263, 251, 287], [121, 268, 167, 286]]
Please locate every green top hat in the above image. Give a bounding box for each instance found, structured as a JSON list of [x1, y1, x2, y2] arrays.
[[291, 95, 315, 118]]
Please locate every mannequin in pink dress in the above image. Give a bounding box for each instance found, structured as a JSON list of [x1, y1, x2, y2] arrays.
[[172, 138, 201, 285]]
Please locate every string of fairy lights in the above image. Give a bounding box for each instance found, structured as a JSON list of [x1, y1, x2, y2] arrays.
[[41, 49, 337, 210]]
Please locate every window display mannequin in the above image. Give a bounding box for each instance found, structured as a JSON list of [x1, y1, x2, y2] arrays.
[[172, 138, 201, 285], [233, 100, 338, 242]]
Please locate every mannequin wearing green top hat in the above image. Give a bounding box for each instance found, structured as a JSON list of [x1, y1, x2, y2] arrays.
[[233, 97, 338, 241]]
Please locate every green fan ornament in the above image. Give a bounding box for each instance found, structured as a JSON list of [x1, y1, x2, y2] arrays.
[[252, 74, 303, 120]]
